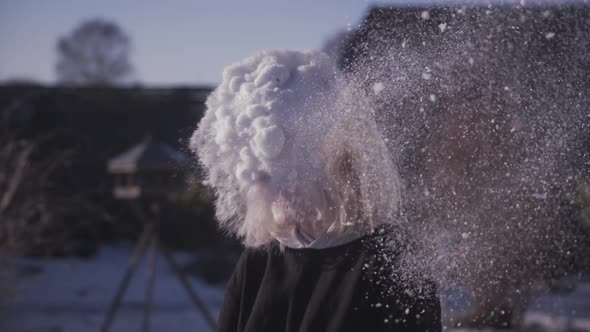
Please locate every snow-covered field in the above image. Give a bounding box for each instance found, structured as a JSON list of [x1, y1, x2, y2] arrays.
[[440, 279, 590, 332], [523, 282, 590, 332], [0, 245, 225, 332], [1, 244, 589, 332]]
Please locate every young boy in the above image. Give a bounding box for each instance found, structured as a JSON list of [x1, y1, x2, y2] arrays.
[[191, 49, 441, 332]]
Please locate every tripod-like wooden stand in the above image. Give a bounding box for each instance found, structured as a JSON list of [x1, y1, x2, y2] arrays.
[[100, 203, 217, 332]]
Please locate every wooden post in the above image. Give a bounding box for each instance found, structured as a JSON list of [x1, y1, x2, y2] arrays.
[[159, 241, 217, 331], [143, 237, 158, 332], [100, 223, 153, 332]]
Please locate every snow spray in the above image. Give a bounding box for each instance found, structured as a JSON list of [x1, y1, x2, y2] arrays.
[[338, 4, 590, 325], [190, 3, 590, 327], [191, 50, 401, 249]]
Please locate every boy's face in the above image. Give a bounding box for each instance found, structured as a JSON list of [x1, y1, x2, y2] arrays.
[[269, 180, 331, 240]]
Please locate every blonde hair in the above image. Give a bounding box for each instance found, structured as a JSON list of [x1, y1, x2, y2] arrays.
[[254, 113, 402, 248], [320, 117, 402, 239]]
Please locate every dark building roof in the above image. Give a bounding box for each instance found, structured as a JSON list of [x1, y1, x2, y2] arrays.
[[108, 136, 191, 173], [341, 3, 590, 72]]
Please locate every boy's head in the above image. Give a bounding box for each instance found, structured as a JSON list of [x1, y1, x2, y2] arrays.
[[191, 49, 401, 248]]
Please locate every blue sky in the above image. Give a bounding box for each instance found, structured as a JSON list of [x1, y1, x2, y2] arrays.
[[0, 0, 385, 86]]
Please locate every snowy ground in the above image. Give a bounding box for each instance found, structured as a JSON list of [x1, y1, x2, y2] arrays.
[[1, 244, 589, 332], [0, 244, 226, 332], [522, 281, 590, 332], [441, 278, 590, 332]]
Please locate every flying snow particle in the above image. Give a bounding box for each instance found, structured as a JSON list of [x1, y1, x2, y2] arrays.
[[439, 23, 447, 32], [421, 11, 430, 20], [532, 193, 548, 200], [429, 94, 437, 102], [373, 82, 385, 95], [254, 64, 290, 87], [252, 125, 285, 159], [545, 32, 556, 39], [461, 232, 470, 239]]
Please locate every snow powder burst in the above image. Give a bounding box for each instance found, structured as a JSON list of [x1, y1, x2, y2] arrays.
[[191, 50, 401, 249]]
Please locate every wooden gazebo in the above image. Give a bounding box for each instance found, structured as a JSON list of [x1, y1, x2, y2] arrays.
[[102, 136, 216, 332], [107, 136, 189, 200]]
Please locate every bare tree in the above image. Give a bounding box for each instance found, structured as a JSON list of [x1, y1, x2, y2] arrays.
[[55, 19, 134, 85], [0, 96, 111, 257]]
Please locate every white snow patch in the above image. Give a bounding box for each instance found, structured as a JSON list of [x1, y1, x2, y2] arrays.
[[1, 246, 225, 332]]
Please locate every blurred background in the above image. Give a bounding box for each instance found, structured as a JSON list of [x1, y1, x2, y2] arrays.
[[1, 1, 589, 331]]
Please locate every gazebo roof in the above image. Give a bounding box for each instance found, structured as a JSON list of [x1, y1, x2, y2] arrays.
[[107, 137, 191, 173]]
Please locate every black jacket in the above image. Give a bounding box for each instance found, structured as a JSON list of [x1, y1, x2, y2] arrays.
[[217, 230, 441, 332]]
